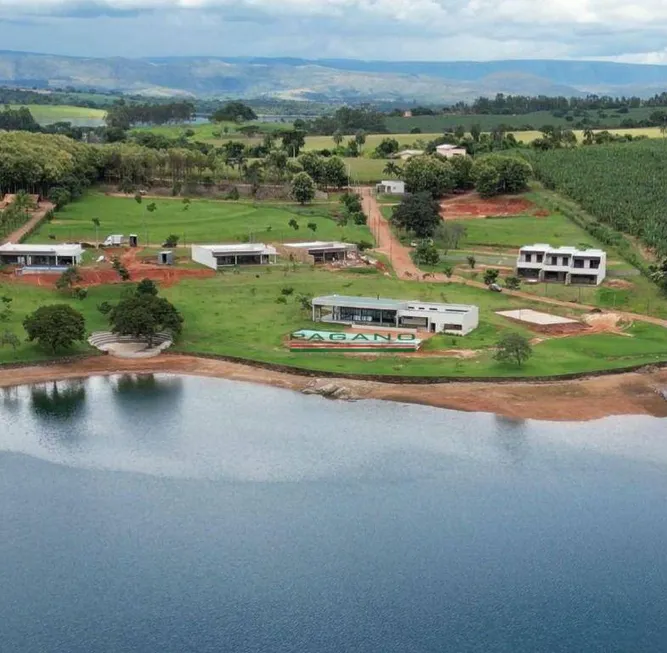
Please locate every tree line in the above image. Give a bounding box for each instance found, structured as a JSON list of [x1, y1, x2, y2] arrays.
[[105, 101, 196, 129]]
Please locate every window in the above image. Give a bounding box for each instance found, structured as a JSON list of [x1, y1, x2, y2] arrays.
[[590, 260, 600, 269], [573, 259, 584, 268], [525, 253, 532, 262], [536, 254, 543, 263]]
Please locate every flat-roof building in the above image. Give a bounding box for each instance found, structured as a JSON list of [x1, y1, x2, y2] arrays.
[[517, 244, 606, 285], [312, 295, 479, 335], [435, 144, 467, 158], [283, 241, 356, 264], [191, 244, 277, 269], [376, 180, 406, 195], [0, 243, 83, 269]]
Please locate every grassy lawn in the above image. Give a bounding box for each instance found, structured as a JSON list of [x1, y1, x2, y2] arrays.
[[28, 193, 372, 246], [11, 104, 107, 124], [447, 213, 601, 249], [2, 268, 667, 376]]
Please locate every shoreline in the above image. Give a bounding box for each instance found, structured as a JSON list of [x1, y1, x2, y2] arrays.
[[1, 355, 666, 421]]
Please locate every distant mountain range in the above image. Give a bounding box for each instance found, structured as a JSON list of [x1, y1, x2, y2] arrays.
[[1, 51, 666, 102]]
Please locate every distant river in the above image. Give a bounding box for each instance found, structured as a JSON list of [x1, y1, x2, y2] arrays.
[[1, 375, 667, 653]]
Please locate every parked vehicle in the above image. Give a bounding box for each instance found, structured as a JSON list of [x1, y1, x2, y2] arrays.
[[489, 283, 503, 292]]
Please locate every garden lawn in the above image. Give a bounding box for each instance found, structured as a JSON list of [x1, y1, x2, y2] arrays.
[[2, 269, 667, 376], [28, 193, 372, 246]]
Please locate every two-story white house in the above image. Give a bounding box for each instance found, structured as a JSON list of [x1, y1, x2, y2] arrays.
[[516, 244, 607, 285]]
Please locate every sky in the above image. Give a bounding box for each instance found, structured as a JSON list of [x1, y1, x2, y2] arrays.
[[1, 0, 667, 63]]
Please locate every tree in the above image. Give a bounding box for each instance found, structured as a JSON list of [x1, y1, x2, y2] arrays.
[[434, 222, 466, 252], [281, 130, 306, 157], [494, 333, 532, 367], [483, 269, 500, 286], [0, 330, 20, 350], [211, 101, 257, 123], [449, 155, 474, 190], [649, 258, 667, 292], [391, 192, 441, 238], [298, 152, 326, 185], [375, 137, 400, 158], [307, 222, 318, 234], [467, 255, 476, 269], [324, 157, 348, 189], [163, 234, 179, 248], [23, 304, 86, 353], [505, 275, 521, 290], [0, 296, 12, 322], [442, 263, 454, 278], [55, 266, 82, 294], [112, 256, 131, 281], [109, 293, 183, 348], [288, 218, 300, 231], [136, 278, 159, 296], [92, 217, 101, 247], [470, 123, 482, 142], [472, 160, 502, 198], [332, 130, 344, 147], [403, 155, 454, 198], [383, 161, 403, 178], [413, 241, 440, 266], [454, 125, 466, 140], [354, 130, 367, 150], [291, 172, 316, 205]]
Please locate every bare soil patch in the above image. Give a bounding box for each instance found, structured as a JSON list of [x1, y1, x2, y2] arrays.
[[440, 192, 537, 219]]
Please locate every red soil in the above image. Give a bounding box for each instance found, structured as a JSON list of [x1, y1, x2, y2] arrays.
[[441, 192, 538, 219]]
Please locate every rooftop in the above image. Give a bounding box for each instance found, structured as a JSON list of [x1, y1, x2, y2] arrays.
[[194, 243, 277, 255], [520, 243, 605, 256], [284, 241, 354, 250], [0, 243, 83, 255], [312, 295, 476, 312]]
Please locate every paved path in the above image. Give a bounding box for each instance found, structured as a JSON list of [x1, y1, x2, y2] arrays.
[[362, 187, 667, 328], [1, 201, 55, 245]]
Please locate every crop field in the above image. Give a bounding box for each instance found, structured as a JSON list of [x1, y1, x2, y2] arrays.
[[11, 104, 107, 125], [3, 268, 667, 376], [524, 140, 667, 255], [27, 194, 372, 246], [133, 120, 287, 142], [384, 108, 660, 133]]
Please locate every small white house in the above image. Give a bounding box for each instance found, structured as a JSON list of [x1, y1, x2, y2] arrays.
[[435, 144, 467, 158], [311, 295, 479, 336], [0, 243, 83, 269], [191, 244, 278, 269], [376, 180, 406, 195], [516, 244, 607, 285]]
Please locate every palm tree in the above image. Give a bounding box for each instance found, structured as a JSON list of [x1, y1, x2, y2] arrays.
[[383, 162, 402, 178]]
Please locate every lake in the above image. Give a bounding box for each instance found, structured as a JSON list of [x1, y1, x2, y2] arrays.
[[1, 374, 666, 652]]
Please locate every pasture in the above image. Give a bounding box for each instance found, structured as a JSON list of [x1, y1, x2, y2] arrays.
[[11, 104, 107, 125], [27, 194, 373, 246]]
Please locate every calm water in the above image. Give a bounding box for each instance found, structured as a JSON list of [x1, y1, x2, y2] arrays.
[[1, 374, 667, 653]]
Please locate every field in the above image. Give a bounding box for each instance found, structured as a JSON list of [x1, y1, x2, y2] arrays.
[[27, 194, 373, 246], [384, 108, 661, 133], [524, 140, 667, 256], [11, 104, 107, 125], [3, 268, 667, 377]]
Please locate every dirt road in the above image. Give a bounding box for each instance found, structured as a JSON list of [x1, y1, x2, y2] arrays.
[[0, 354, 666, 421], [1, 200, 55, 245], [362, 187, 667, 328]]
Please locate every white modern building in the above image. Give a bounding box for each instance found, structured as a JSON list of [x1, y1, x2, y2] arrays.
[[0, 243, 83, 268], [312, 295, 479, 335], [191, 243, 278, 269], [435, 144, 467, 158], [376, 180, 406, 195], [516, 244, 607, 285], [283, 241, 357, 264]]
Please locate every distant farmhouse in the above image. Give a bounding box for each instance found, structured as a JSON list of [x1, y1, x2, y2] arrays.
[[312, 295, 479, 335], [376, 180, 406, 195], [394, 149, 424, 160], [435, 144, 467, 158], [0, 243, 83, 270], [516, 244, 607, 285], [191, 244, 277, 269]]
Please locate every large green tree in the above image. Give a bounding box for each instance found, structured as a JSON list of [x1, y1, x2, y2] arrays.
[[403, 155, 454, 198], [494, 333, 533, 367], [109, 289, 183, 348], [391, 192, 442, 238], [291, 172, 316, 205], [472, 155, 533, 197], [23, 304, 86, 353]]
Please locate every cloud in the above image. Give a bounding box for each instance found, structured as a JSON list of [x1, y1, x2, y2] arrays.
[[0, 0, 667, 62]]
